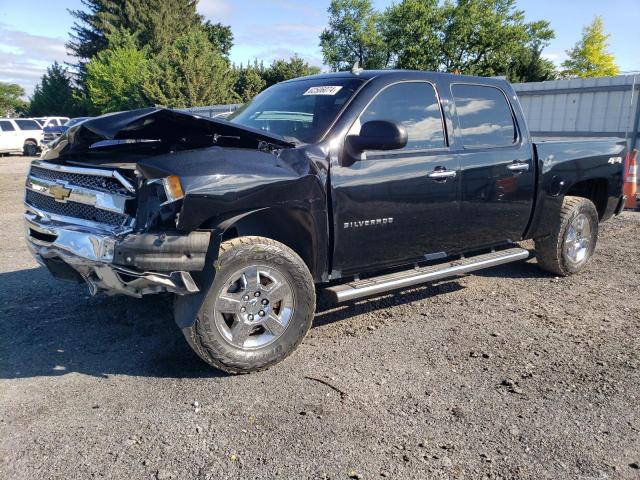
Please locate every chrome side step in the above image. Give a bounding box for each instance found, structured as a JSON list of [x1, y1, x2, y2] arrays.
[[324, 247, 530, 303]]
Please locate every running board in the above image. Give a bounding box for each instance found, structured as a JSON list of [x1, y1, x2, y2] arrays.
[[325, 247, 530, 303]]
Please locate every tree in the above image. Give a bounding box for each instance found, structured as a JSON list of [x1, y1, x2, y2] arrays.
[[507, 21, 557, 83], [143, 28, 235, 108], [561, 16, 619, 78], [233, 61, 267, 102], [263, 56, 321, 88], [85, 33, 149, 114], [67, 1, 230, 86], [28, 63, 82, 117], [438, 0, 536, 76], [333, 0, 556, 78], [320, 0, 389, 71], [68, 0, 201, 59], [0, 82, 27, 117], [202, 21, 234, 59], [382, 0, 443, 70]]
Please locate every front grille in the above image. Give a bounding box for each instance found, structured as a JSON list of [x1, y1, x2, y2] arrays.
[[43, 132, 57, 142], [30, 165, 130, 195], [25, 189, 128, 226]]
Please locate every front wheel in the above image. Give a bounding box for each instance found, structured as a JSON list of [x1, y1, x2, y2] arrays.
[[23, 140, 38, 156], [181, 236, 315, 374], [535, 196, 599, 276]]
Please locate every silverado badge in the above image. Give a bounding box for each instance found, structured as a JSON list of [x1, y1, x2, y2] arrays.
[[344, 218, 394, 229], [48, 183, 72, 202]]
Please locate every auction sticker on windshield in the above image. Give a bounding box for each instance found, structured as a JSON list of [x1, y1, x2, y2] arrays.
[[303, 86, 343, 95]]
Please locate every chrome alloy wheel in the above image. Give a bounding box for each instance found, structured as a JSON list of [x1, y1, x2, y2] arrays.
[[213, 265, 295, 349], [564, 213, 592, 264]]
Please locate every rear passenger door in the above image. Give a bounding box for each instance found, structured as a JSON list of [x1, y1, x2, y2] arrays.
[[331, 81, 461, 275], [451, 84, 535, 249]]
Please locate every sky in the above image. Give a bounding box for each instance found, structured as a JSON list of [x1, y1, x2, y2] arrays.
[[0, 0, 638, 97]]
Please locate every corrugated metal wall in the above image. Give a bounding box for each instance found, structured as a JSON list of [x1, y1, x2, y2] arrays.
[[512, 74, 640, 151], [180, 104, 243, 118]]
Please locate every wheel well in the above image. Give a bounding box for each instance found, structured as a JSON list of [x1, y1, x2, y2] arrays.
[[565, 178, 608, 219], [218, 208, 318, 278], [24, 138, 37, 145]]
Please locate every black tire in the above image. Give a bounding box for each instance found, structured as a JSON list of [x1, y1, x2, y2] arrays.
[[23, 140, 38, 156], [534, 196, 599, 276], [181, 236, 315, 374]]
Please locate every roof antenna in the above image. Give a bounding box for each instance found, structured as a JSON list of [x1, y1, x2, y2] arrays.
[[351, 61, 363, 75]]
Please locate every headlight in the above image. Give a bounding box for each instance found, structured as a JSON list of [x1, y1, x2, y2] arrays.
[[162, 175, 184, 203]]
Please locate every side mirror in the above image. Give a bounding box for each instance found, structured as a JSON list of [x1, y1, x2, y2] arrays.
[[346, 120, 408, 153]]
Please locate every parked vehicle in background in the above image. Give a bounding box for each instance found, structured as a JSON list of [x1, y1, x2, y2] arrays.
[[43, 117, 90, 144], [32, 117, 70, 129], [0, 118, 43, 156], [24, 71, 627, 373]]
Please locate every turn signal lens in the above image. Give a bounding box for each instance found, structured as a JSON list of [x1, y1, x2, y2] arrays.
[[162, 175, 184, 202]]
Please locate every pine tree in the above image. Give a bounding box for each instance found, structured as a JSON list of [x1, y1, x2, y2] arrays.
[[67, 0, 214, 87], [28, 63, 82, 117], [561, 16, 619, 78], [85, 32, 149, 114], [68, 0, 201, 60], [233, 60, 267, 102], [143, 29, 235, 108]]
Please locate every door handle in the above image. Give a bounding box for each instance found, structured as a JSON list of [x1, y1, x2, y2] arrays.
[[507, 162, 529, 172], [427, 169, 457, 179]]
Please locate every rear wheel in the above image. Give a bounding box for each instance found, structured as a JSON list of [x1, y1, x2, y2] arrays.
[[23, 140, 38, 156], [181, 236, 315, 374], [534, 196, 599, 276]]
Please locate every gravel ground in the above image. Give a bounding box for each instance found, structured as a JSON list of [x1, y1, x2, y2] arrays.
[[1, 155, 639, 480]]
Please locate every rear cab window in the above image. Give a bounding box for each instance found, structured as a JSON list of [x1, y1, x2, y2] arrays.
[[353, 81, 446, 152], [0, 121, 16, 132], [451, 84, 517, 148], [15, 120, 41, 131]]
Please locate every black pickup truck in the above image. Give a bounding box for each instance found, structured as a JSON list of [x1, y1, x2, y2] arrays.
[[24, 70, 627, 373]]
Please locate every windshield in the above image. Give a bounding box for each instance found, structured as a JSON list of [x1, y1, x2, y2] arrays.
[[228, 77, 364, 143]]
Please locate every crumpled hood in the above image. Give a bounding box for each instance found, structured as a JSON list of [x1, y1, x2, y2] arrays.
[[44, 107, 295, 159]]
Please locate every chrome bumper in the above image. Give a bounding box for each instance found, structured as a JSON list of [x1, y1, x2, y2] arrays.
[[25, 211, 199, 297]]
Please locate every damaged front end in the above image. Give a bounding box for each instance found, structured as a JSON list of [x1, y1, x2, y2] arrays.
[[24, 160, 209, 297], [24, 108, 296, 297]]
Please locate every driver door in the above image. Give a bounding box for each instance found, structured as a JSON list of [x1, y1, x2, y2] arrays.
[[330, 81, 460, 276]]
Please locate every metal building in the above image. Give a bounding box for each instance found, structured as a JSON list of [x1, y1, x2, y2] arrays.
[[181, 103, 243, 118], [512, 74, 640, 152]]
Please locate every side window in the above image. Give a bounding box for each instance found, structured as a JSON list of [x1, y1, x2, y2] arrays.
[[0, 121, 15, 132], [451, 84, 516, 148], [15, 120, 41, 130], [358, 82, 445, 151]]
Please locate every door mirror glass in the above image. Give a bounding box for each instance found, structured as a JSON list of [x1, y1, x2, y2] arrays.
[[346, 120, 408, 153]]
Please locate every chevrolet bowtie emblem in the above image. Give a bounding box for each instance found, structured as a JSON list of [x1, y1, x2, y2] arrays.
[[48, 183, 72, 201]]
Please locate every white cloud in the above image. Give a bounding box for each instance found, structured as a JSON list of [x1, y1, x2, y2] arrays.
[[197, 0, 233, 21], [0, 26, 73, 97], [542, 50, 568, 66], [238, 22, 322, 45]]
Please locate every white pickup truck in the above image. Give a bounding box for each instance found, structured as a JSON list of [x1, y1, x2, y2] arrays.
[[0, 118, 44, 156]]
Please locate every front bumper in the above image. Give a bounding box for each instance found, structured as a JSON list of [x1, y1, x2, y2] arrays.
[[25, 211, 206, 298]]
